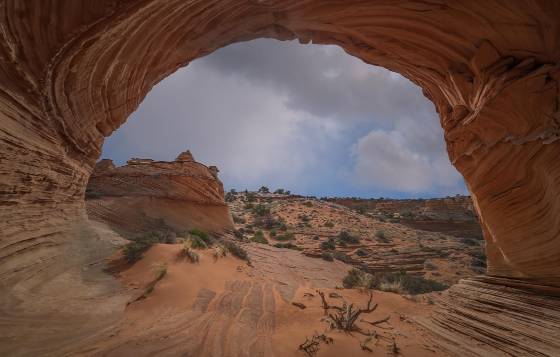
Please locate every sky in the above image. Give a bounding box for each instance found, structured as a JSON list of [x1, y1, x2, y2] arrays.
[[102, 39, 468, 199]]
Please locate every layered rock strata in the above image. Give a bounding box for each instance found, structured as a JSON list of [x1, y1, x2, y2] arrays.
[[86, 151, 233, 236]]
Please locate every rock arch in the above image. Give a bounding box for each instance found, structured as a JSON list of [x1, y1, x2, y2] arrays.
[[0, 1, 560, 353]]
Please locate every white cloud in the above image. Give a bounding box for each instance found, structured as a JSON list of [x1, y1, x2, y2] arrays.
[[350, 129, 465, 194]]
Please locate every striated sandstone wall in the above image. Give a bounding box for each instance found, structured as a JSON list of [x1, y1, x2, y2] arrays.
[[86, 152, 233, 236]]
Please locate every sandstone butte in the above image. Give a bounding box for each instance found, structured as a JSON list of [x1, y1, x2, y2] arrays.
[[0, 1, 559, 356], [86, 150, 233, 236]]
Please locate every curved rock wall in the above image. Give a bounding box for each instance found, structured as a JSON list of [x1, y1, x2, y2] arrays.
[[0, 0, 559, 288], [85, 153, 233, 235]]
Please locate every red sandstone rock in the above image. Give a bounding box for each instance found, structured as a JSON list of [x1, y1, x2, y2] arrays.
[[86, 152, 233, 235]]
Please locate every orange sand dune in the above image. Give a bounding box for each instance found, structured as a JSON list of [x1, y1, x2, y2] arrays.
[[71, 244, 447, 356]]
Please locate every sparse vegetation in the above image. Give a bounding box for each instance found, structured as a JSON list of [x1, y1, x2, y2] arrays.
[[123, 230, 176, 264], [342, 269, 447, 295], [178, 241, 200, 263], [222, 240, 250, 262], [274, 242, 302, 250], [375, 229, 390, 243], [252, 230, 268, 244], [320, 238, 336, 250], [321, 252, 334, 261], [332, 251, 352, 263], [252, 204, 271, 217], [337, 230, 360, 244], [189, 228, 213, 246]]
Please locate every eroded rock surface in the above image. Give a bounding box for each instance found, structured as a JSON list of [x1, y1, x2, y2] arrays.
[[86, 151, 233, 236]]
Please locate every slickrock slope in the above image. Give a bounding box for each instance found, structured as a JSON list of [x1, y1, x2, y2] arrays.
[[229, 192, 485, 286], [86, 151, 233, 236]]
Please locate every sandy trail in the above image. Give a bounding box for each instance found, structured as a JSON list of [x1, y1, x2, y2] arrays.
[[68, 243, 448, 356]]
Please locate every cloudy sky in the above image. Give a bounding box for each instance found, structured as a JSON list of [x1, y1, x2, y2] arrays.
[[102, 39, 467, 198]]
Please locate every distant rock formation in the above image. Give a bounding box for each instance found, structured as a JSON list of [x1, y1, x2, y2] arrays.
[[86, 151, 233, 236]]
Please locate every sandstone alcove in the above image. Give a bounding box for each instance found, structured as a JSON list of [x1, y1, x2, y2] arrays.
[[1, 1, 559, 355]]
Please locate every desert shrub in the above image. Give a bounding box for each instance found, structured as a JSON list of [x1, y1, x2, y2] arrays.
[[356, 206, 366, 214], [337, 230, 360, 244], [254, 214, 279, 229], [178, 241, 200, 263], [333, 251, 352, 263], [355, 248, 369, 257], [233, 229, 244, 240], [187, 235, 208, 249], [321, 252, 334, 262], [244, 202, 255, 210], [189, 228, 213, 245], [274, 188, 285, 194], [123, 230, 173, 263], [324, 221, 334, 228], [246, 192, 256, 202], [252, 230, 268, 244], [222, 240, 250, 262], [278, 223, 288, 231], [232, 215, 246, 224], [471, 257, 487, 268], [342, 269, 374, 289], [303, 201, 313, 208], [225, 191, 236, 202], [212, 245, 227, 261], [375, 230, 389, 243], [123, 240, 153, 264], [273, 242, 302, 250], [299, 214, 310, 222], [252, 204, 271, 217], [258, 186, 270, 193], [312, 236, 319, 240], [375, 271, 447, 295], [275, 232, 295, 241], [270, 229, 277, 237], [320, 238, 336, 250], [460, 238, 478, 246], [400, 210, 414, 219]]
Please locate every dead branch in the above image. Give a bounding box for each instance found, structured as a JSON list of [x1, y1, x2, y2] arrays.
[[298, 333, 333, 356], [361, 315, 391, 327]]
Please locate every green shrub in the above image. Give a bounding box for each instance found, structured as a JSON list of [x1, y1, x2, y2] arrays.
[[324, 221, 334, 228], [321, 252, 334, 262], [274, 188, 285, 194], [375, 230, 390, 243], [178, 242, 200, 263], [320, 238, 336, 250], [333, 251, 352, 263], [312, 236, 319, 240], [246, 192, 256, 202], [279, 223, 288, 231], [252, 230, 268, 244], [188, 235, 208, 249], [273, 242, 302, 250], [232, 215, 246, 224], [252, 204, 271, 217], [258, 186, 270, 193], [233, 229, 244, 240], [222, 240, 250, 262], [342, 269, 374, 289], [123, 240, 153, 264], [337, 230, 360, 244], [355, 248, 369, 257], [270, 229, 277, 237], [375, 271, 447, 295], [189, 228, 213, 245]]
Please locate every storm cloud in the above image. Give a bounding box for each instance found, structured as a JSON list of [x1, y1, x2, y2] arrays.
[[102, 39, 467, 198]]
